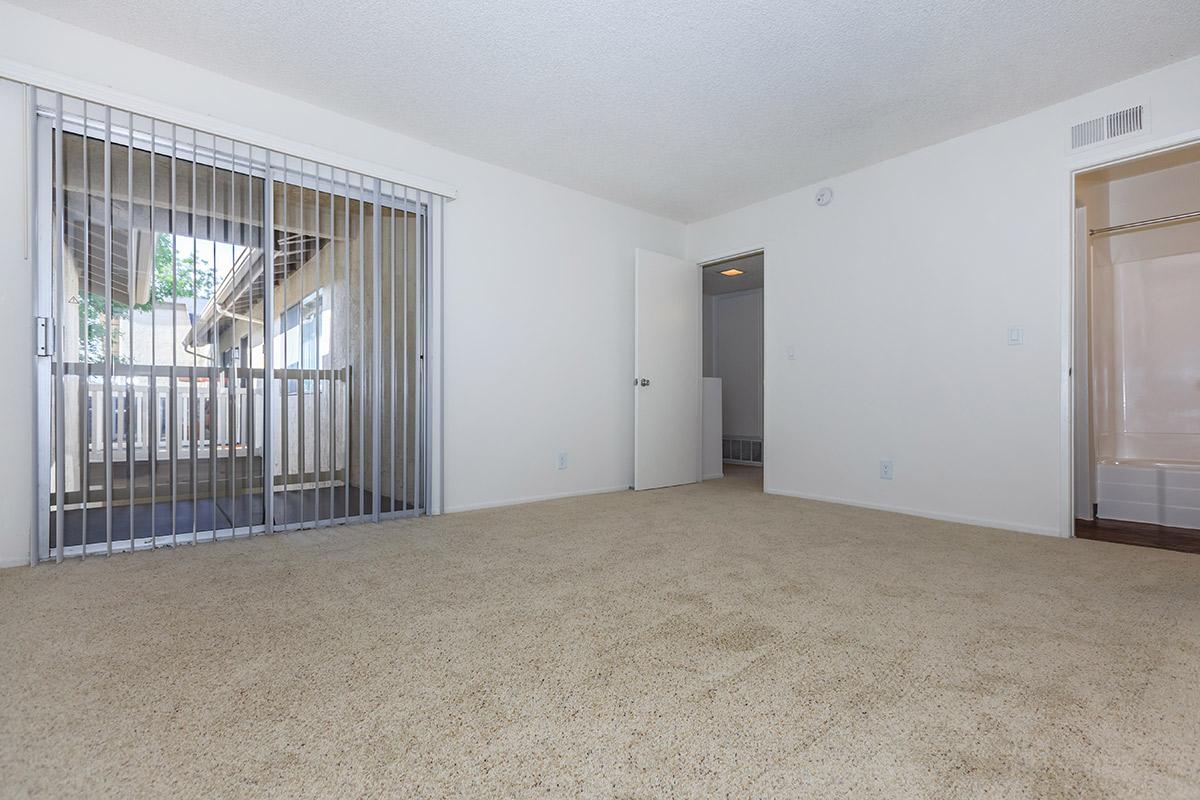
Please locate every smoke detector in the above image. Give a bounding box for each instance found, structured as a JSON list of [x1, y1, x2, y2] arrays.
[[815, 187, 833, 207]]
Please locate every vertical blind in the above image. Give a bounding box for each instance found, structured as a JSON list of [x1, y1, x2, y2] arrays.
[[29, 86, 446, 562]]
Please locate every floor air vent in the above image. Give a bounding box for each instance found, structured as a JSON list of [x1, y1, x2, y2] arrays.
[[1070, 104, 1146, 151]]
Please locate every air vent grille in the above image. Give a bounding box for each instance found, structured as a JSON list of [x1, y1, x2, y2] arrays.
[[1070, 104, 1146, 150], [1071, 116, 1105, 149], [1106, 105, 1143, 138]]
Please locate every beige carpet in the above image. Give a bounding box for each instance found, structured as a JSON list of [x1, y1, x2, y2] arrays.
[[2, 467, 1198, 799]]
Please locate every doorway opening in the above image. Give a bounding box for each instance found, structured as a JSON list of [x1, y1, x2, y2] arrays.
[[1073, 141, 1200, 553], [701, 251, 764, 489]]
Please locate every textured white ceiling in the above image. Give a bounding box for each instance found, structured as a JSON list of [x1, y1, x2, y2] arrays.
[[16, 0, 1200, 221]]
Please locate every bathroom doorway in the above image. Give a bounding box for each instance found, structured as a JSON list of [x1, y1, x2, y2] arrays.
[[1073, 142, 1200, 553]]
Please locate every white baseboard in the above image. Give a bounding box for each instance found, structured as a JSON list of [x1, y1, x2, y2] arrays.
[[764, 487, 1063, 538], [0, 555, 30, 569], [703, 472, 724, 481], [445, 484, 630, 514]]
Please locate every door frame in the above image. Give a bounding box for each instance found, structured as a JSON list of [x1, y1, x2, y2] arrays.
[[1063, 132, 1200, 538], [29, 93, 443, 561], [696, 247, 766, 483]]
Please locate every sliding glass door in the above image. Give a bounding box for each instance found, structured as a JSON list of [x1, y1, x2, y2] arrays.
[[30, 88, 441, 561]]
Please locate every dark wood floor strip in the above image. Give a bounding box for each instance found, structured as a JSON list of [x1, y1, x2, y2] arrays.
[[1076, 517, 1200, 555]]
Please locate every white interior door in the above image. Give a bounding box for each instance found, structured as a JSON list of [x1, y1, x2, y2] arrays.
[[634, 248, 701, 490]]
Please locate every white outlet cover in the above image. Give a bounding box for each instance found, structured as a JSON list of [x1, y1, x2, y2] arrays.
[[879, 460, 894, 480]]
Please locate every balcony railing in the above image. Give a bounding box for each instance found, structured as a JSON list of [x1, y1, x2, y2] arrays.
[[51, 363, 350, 503]]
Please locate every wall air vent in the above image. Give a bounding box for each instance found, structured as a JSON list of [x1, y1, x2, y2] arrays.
[[1071, 116, 1106, 150], [1106, 105, 1144, 138], [1070, 104, 1147, 151]]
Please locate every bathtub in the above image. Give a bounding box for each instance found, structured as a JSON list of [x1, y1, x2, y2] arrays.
[[1096, 458, 1200, 529]]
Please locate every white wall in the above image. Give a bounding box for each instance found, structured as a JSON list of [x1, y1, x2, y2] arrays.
[[687, 54, 1200, 536], [0, 3, 684, 564], [0, 78, 36, 566], [702, 295, 715, 376], [701, 377, 723, 480], [707, 290, 763, 439]]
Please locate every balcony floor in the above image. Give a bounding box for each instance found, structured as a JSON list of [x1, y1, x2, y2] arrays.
[[49, 485, 410, 549]]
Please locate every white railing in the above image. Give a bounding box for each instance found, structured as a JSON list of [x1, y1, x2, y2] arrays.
[[54, 365, 349, 494], [82, 377, 262, 463]]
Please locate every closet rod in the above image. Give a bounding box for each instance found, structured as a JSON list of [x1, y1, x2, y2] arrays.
[[1089, 209, 1200, 236]]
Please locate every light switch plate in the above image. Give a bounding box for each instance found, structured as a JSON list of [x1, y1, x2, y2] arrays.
[[1007, 326, 1024, 345]]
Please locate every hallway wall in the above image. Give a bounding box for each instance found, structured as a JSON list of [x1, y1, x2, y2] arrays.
[[707, 290, 763, 440]]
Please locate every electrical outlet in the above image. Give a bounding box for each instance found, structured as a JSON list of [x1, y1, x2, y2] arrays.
[[879, 460, 894, 480], [557, 451, 569, 471]]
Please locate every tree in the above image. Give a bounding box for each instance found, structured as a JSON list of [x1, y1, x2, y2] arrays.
[[139, 232, 217, 310], [80, 232, 215, 363]]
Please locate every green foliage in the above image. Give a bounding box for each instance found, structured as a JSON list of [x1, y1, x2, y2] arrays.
[[137, 232, 216, 310], [80, 232, 215, 362]]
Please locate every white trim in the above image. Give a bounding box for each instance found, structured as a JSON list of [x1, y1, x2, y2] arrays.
[[760, 249, 767, 485], [765, 487, 1062, 538], [28, 86, 43, 566], [697, 247, 765, 268], [0, 57, 458, 201], [427, 197, 446, 515], [445, 484, 630, 514], [702, 472, 725, 481], [32, 106, 50, 563], [1060, 162, 1075, 539], [696, 256, 704, 488], [1061, 128, 1200, 539]]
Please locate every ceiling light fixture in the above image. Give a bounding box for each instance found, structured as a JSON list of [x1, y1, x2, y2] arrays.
[[719, 268, 744, 276]]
